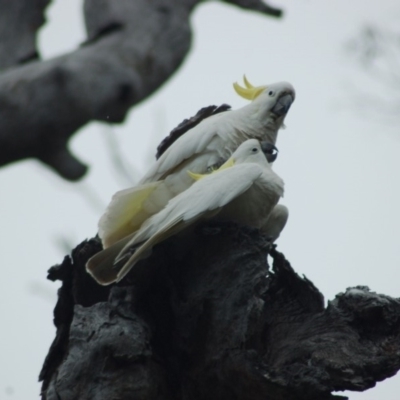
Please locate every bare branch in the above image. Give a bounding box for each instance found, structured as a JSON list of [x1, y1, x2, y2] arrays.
[[221, 0, 283, 17], [0, 0, 50, 69], [0, 0, 283, 181]]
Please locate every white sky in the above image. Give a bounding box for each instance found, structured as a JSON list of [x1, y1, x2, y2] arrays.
[[0, 0, 399, 399]]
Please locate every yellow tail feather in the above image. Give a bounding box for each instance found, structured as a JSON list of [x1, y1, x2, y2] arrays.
[[99, 182, 159, 248]]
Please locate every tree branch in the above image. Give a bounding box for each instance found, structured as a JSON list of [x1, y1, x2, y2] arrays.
[[0, 0, 49, 69], [40, 223, 400, 399], [0, 0, 283, 181], [222, 0, 283, 17]]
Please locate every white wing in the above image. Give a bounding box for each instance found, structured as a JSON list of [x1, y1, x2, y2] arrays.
[[140, 112, 234, 183], [116, 163, 263, 281], [87, 164, 263, 285], [131, 163, 263, 244]]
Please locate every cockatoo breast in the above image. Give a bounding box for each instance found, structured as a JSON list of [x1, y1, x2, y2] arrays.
[[217, 167, 284, 228], [232, 103, 285, 145]]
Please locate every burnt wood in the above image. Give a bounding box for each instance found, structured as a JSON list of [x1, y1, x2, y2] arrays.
[[40, 223, 400, 399]]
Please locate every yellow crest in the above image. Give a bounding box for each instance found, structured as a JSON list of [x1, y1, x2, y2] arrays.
[[187, 158, 236, 181], [233, 75, 267, 101]]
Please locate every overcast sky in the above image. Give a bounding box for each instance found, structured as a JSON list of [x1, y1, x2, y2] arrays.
[[1, 1, 399, 399]]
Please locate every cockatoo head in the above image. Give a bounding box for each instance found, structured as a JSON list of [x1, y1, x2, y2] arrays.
[[226, 139, 277, 167], [187, 139, 276, 181], [233, 76, 295, 119]]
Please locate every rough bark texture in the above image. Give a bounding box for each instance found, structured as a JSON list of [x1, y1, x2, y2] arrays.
[[0, 0, 282, 180], [40, 223, 400, 400]]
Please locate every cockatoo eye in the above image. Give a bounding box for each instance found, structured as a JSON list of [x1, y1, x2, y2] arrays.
[[268, 90, 275, 96], [251, 147, 258, 153]]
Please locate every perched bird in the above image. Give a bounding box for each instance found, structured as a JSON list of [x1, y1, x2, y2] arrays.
[[140, 76, 295, 187], [99, 76, 294, 248], [98, 143, 278, 248], [87, 139, 285, 285]]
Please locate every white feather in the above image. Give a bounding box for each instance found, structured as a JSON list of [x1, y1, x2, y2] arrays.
[[140, 81, 294, 184], [87, 140, 285, 285]]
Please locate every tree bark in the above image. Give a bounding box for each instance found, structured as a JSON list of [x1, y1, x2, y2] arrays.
[[0, 0, 282, 180], [40, 222, 400, 400], [0, 0, 49, 69]]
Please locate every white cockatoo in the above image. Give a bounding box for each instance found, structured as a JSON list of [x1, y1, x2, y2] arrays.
[[87, 139, 285, 285], [141, 76, 294, 186], [99, 77, 294, 249], [98, 142, 278, 249]]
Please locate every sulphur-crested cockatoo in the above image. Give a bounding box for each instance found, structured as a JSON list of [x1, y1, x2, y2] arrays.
[[98, 76, 293, 248], [141, 76, 294, 186], [98, 141, 278, 248], [87, 139, 284, 285]]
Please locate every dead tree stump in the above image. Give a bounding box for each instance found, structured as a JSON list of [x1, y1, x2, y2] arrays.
[[40, 222, 400, 400]]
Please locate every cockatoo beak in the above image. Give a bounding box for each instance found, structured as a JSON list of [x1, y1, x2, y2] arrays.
[[271, 93, 294, 116], [260, 142, 278, 163]]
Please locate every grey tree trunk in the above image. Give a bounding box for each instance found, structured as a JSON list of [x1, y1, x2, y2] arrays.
[[40, 222, 400, 400]]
